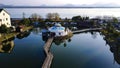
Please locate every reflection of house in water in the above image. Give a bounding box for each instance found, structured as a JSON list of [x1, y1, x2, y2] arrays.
[[0, 40, 14, 53], [41, 28, 49, 37], [42, 35, 48, 42], [41, 28, 49, 42]]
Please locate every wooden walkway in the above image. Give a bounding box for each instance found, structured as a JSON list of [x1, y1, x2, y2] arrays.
[[42, 37, 54, 68], [72, 28, 102, 34]]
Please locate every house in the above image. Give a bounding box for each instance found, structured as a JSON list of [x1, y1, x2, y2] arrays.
[[48, 23, 68, 37], [0, 9, 11, 27]]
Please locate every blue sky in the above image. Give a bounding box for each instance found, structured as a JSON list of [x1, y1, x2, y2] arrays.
[[0, 0, 120, 6]]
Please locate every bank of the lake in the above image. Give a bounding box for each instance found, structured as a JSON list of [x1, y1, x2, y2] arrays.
[[0, 26, 33, 42]]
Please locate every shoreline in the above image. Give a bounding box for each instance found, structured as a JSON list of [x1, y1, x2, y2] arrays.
[[0, 26, 33, 42]]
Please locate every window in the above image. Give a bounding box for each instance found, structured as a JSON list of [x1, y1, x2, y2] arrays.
[[59, 32, 61, 35], [3, 13, 5, 16], [7, 23, 9, 25], [6, 18, 8, 21]]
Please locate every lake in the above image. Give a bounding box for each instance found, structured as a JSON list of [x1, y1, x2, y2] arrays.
[[0, 28, 120, 68], [0, 28, 46, 68], [50, 31, 120, 68], [5, 8, 120, 18], [1, 8, 120, 68]]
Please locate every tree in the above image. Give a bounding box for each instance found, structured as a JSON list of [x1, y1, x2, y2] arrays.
[[113, 17, 118, 23], [22, 18, 31, 26], [72, 16, 82, 22], [46, 13, 61, 22], [0, 25, 9, 33], [46, 13, 53, 21], [30, 13, 42, 22], [54, 13, 61, 21], [22, 12, 25, 19], [72, 16, 89, 22]]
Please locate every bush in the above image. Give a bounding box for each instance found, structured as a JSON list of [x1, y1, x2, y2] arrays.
[[20, 18, 31, 26], [0, 25, 9, 33]]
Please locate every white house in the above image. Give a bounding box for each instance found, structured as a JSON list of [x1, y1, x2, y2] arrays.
[[48, 23, 68, 37], [0, 9, 11, 27]]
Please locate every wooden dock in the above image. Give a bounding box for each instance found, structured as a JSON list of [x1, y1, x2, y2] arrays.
[[72, 28, 102, 34], [42, 37, 54, 68]]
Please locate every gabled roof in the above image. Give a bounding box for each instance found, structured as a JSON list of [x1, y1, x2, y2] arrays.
[[0, 9, 3, 12], [0, 8, 10, 15]]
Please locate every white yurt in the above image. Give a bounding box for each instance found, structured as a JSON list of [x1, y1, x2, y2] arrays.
[[48, 23, 68, 37]]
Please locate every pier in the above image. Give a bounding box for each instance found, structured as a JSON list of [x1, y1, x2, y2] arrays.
[[42, 37, 54, 68], [72, 28, 102, 34]]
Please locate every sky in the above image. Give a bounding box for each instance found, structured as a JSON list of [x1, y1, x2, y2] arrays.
[[0, 0, 120, 6]]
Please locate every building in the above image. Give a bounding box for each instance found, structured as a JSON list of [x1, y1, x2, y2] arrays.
[[0, 9, 11, 27], [48, 23, 68, 37]]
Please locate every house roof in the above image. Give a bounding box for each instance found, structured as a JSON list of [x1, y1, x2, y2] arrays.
[[0, 9, 3, 12], [0, 9, 10, 15], [49, 26, 65, 32]]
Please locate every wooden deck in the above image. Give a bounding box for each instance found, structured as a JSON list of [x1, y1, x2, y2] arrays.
[[42, 37, 54, 68], [72, 28, 102, 34]]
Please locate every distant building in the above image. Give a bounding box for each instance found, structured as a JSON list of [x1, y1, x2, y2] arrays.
[[48, 23, 68, 37], [0, 9, 11, 27]]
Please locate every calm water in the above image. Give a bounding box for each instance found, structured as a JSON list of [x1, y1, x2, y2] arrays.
[[0, 28, 46, 68], [2, 8, 120, 68], [51, 32, 120, 68], [5, 8, 120, 18]]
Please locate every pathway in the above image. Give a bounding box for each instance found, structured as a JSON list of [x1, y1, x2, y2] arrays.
[[72, 28, 102, 34], [42, 37, 54, 68]]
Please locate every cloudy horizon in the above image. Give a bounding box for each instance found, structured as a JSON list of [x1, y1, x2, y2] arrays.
[[0, 0, 120, 7]]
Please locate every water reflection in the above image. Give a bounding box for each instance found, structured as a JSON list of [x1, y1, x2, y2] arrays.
[[16, 30, 30, 39], [42, 33, 73, 47], [42, 36, 48, 42], [0, 29, 47, 68], [0, 37, 15, 53], [102, 29, 120, 65], [104, 37, 120, 65], [32, 28, 41, 35], [74, 30, 100, 39], [90, 31, 98, 39]]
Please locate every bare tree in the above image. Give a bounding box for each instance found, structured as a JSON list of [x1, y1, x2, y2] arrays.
[[30, 13, 42, 22], [54, 13, 60, 21], [46, 13, 61, 22], [46, 13, 53, 20]]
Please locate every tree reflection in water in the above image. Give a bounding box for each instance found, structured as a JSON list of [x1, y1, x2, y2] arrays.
[[101, 28, 120, 65], [105, 39, 120, 65], [16, 30, 30, 39], [32, 28, 41, 35], [0, 30, 31, 53], [0, 37, 15, 53]]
